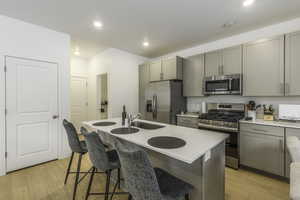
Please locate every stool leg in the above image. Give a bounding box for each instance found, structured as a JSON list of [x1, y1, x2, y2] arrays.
[[117, 168, 121, 189], [105, 170, 112, 200], [64, 152, 74, 184], [185, 194, 190, 200], [85, 167, 96, 200], [73, 153, 83, 200]]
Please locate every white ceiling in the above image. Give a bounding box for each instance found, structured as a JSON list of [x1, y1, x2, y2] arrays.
[[0, 0, 300, 58]]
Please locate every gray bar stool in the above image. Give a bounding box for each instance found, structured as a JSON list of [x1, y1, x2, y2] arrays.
[[63, 119, 91, 200], [113, 138, 194, 200], [83, 131, 128, 200]]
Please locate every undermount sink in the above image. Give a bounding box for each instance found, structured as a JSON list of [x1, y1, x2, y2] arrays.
[[131, 121, 165, 130]]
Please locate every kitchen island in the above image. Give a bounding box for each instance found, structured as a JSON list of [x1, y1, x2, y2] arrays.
[[84, 118, 228, 200]]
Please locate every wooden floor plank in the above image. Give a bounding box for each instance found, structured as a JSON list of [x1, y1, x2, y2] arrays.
[[0, 156, 289, 200]]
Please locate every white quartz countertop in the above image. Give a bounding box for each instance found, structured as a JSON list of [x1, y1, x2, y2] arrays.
[[83, 118, 228, 164], [240, 119, 300, 129]]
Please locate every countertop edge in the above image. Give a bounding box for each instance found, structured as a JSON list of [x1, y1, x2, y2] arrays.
[[240, 119, 300, 129]]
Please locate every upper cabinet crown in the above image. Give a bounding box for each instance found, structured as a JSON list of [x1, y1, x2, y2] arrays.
[[243, 36, 285, 96], [149, 56, 183, 82], [285, 31, 300, 96], [205, 45, 242, 76]]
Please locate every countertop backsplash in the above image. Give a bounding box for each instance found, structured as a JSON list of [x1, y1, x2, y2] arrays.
[[187, 96, 300, 119]]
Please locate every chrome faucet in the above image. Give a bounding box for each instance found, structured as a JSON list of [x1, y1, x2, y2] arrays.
[[127, 113, 142, 128]]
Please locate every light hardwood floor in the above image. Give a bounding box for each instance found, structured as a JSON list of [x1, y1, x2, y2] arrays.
[[0, 154, 290, 200]]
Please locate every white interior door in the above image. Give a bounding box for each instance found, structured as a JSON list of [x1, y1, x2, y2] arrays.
[[6, 57, 59, 172], [71, 76, 88, 131]]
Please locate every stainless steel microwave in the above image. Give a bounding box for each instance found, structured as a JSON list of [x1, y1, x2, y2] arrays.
[[203, 74, 242, 95]]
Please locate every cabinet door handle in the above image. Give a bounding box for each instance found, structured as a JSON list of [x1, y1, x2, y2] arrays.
[[280, 83, 286, 95], [285, 83, 290, 95], [160, 73, 163, 80], [280, 139, 284, 153]]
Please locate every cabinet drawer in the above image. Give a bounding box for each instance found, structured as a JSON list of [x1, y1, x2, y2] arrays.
[[177, 117, 198, 124], [177, 117, 199, 128], [240, 123, 284, 137]]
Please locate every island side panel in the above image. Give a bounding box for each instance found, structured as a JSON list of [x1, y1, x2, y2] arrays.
[[146, 141, 225, 200], [203, 141, 225, 200], [147, 150, 204, 199]]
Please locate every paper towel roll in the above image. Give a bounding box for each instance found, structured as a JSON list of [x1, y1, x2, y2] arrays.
[[202, 102, 207, 114]]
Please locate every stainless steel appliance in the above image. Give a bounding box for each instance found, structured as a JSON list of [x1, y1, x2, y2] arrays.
[[203, 74, 242, 95], [198, 103, 245, 169], [143, 81, 186, 124]]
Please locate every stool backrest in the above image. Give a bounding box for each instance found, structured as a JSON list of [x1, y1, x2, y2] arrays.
[[83, 132, 112, 172], [63, 119, 84, 153], [114, 139, 163, 200]]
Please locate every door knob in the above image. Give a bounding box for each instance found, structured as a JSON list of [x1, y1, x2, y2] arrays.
[[52, 115, 59, 119]]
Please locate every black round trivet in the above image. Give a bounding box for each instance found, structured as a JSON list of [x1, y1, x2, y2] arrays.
[[93, 122, 117, 126], [147, 136, 186, 149], [111, 127, 139, 135]]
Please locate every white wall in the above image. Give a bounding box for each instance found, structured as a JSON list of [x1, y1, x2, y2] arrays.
[[70, 56, 88, 77], [0, 15, 71, 176], [88, 48, 148, 120]]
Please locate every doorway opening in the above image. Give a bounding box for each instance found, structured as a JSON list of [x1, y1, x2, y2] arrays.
[[97, 73, 108, 119], [70, 76, 88, 132]]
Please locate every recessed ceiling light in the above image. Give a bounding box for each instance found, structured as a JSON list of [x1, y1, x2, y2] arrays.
[[243, 0, 255, 7], [143, 41, 149, 47], [93, 21, 103, 29]]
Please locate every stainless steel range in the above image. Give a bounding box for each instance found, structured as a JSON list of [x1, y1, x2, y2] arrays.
[[198, 103, 245, 169]]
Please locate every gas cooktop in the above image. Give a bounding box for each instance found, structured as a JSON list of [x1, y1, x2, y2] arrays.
[[198, 104, 245, 132]]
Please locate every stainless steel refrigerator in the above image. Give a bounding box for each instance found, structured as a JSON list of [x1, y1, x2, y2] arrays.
[[141, 81, 186, 124]]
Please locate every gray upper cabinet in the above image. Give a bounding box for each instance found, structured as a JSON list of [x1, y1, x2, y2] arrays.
[[183, 54, 205, 97], [139, 64, 150, 117], [285, 128, 300, 178], [149, 60, 162, 82], [205, 50, 221, 76], [162, 56, 183, 80], [222, 46, 242, 75], [149, 57, 183, 82], [240, 123, 285, 176], [243, 36, 285, 96], [205, 45, 242, 76], [285, 31, 300, 96]]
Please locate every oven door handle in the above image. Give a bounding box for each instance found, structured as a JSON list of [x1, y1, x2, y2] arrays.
[[228, 78, 232, 91]]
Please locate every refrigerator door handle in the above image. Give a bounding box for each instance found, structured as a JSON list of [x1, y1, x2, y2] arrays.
[[153, 94, 157, 119]]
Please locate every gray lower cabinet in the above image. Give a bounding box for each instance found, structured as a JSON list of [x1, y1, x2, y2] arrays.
[[183, 54, 205, 97], [177, 116, 199, 129], [240, 123, 284, 176], [285, 31, 300, 96], [243, 36, 285, 96], [139, 64, 150, 117], [285, 128, 300, 177]]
